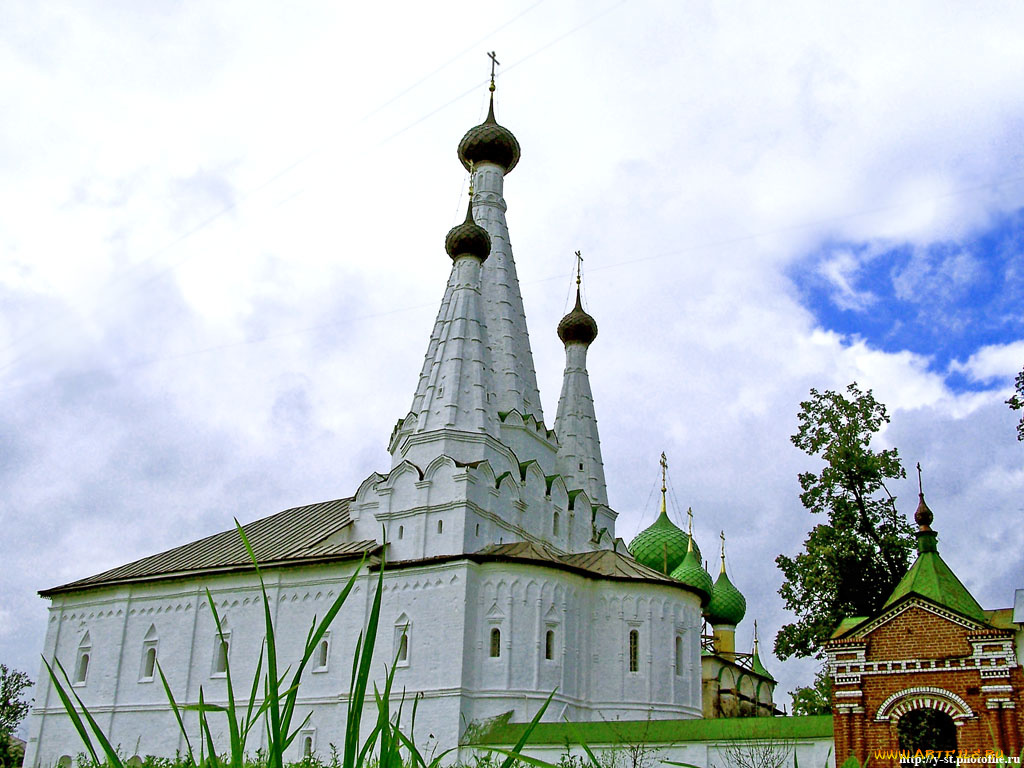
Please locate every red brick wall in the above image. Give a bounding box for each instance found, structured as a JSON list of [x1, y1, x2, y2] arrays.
[[830, 603, 1023, 767]]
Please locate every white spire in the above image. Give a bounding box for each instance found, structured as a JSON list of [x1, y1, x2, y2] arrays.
[[392, 200, 499, 467], [471, 164, 545, 423], [553, 281, 608, 506]]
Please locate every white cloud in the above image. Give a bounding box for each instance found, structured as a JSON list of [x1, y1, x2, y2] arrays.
[[950, 339, 1024, 383]]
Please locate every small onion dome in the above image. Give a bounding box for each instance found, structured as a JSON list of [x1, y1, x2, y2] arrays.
[[557, 290, 598, 345], [458, 95, 521, 175], [444, 200, 490, 261], [914, 492, 934, 530], [628, 510, 701, 575], [706, 568, 747, 627], [670, 544, 713, 603]]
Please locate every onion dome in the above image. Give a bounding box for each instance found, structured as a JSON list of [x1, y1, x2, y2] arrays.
[[706, 567, 747, 627], [557, 289, 598, 345], [444, 199, 490, 261], [670, 538, 713, 603], [458, 94, 520, 175]]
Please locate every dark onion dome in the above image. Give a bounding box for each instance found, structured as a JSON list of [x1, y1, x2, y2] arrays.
[[445, 200, 490, 261], [628, 509, 701, 575], [706, 567, 747, 626], [458, 94, 521, 175], [557, 290, 598, 345], [669, 542, 713, 604], [914, 492, 934, 530]]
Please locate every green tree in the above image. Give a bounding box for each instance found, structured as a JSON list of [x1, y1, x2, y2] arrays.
[[1, 664, 33, 768], [775, 382, 915, 660], [1006, 368, 1024, 440], [789, 666, 832, 716]]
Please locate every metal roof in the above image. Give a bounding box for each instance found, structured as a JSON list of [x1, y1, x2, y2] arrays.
[[41, 497, 374, 596]]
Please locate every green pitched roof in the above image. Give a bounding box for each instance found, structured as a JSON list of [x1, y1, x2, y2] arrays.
[[750, 649, 774, 681], [628, 509, 699, 575], [882, 530, 987, 624]]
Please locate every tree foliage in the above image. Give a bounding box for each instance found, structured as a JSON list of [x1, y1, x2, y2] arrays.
[[0, 664, 32, 737], [1006, 368, 1024, 441], [789, 666, 832, 716], [775, 382, 915, 660]]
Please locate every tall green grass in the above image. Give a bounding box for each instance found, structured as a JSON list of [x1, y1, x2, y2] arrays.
[[45, 521, 549, 767]]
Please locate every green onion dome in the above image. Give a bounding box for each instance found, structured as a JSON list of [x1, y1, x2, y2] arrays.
[[706, 567, 747, 626], [458, 94, 521, 175], [670, 543, 713, 603], [444, 200, 490, 261], [557, 290, 598, 346], [628, 509, 700, 576]]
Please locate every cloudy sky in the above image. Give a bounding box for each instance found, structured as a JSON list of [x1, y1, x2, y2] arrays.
[[3, 0, 1024, 724]]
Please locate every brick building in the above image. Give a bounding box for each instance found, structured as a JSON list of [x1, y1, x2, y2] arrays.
[[827, 493, 1023, 764]]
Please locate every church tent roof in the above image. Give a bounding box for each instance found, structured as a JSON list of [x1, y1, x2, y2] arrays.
[[41, 498, 375, 596]]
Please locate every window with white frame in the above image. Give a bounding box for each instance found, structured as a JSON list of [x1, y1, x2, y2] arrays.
[[74, 632, 91, 685], [394, 614, 411, 667], [211, 622, 231, 677], [628, 628, 639, 673], [299, 728, 316, 758], [489, 627, 501, 658], [313, 632, 330, 672], [544, 628, 556, 661], [674, 635, 683, 676], [139, 624, 158, 682]]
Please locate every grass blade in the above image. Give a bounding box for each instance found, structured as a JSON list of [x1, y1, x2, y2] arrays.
[[41, 657, 101, 765], [155, 659, 197, 765]]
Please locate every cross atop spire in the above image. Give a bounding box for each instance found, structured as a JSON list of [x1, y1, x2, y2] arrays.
[[488, 51, 500, 92], [575, 250, 583, 288], [917, 461, 923, 495], [660, 451, 668, 494], [687, 506, 694, 535], [720, 530, 726, 569]]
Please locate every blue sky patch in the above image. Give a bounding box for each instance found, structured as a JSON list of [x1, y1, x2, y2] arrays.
[[790, 208, 1024, 390]]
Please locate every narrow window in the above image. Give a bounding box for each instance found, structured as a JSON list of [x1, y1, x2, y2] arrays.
[[475, 523, 480, 536], [545, 629, 555, 660], [437, 519, 443, 534], [303, 736, 312, 758], [674, 635, 683, 675], [74, 632, 91, 685], [553, 512, 560, 536], [140, 624, 158, 682], [398, 525, 404, 540], [213, 634, 230, 676], [398, 631, 408, 662], [628, 629, 639, 673], [316, 639, 329, 669], [143, 646, 157, 678], [579, 462, 584, 471], [489, 627, 501, 658], [75, 653, 90, 684]]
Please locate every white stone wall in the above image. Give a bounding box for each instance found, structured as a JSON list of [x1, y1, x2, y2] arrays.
[[27, 557, 702, 766]]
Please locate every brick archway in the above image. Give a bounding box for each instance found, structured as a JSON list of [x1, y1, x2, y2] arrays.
[[875, 687, 975, 724]]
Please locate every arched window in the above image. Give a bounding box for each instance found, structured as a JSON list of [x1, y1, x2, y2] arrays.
[[545, 629, 555, 660], [74, 632, 91, 685], [314, 636, 330, 671], [628, 629, 639, 673], [394, 615, 411, 666], [212, 620, 231, 677], [398, 525, 404, 540], [398, 631, 408, 662], [489, 627, 501, 658], [553, 512, 560, 536], [140, 624, 158, 682], [303, 735, 313, 758], [674, 635, 683, 675], [437, 519, 443, 534]]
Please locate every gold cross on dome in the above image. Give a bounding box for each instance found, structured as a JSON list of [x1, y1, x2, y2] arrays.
[[488, 51, 500, 91], [575, 250, 583, 287], [660, 452, 667, 493]]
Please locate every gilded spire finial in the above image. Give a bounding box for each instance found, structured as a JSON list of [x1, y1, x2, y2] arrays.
[[719, 530, 727, 573], [488, 51, 499, 93], [917, 461, 923, 496], [575, 250, 583, 288], [687, 507, 694, 536], [754, 619, 760, 653], [660, 452, 668, 494], [468, 160, 475, 197]]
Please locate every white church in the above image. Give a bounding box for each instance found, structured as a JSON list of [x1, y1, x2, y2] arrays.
[[25, 78, 775, 765]]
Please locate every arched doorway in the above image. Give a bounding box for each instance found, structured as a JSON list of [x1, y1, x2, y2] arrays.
[[898, 708, 957, 763]]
